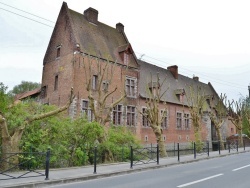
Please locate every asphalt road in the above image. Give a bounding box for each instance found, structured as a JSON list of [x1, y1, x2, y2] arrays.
[[49, 152, 250, 188]]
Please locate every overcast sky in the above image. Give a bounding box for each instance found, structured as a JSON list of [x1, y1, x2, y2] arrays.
[[1, 0, 250, 101]]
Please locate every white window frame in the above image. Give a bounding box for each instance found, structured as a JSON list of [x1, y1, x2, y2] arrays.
[[142, 107, 150, 127], [161, 109, 168, 129], [126, 105, 136, 126], [184, 113, 190, 130], [112, 104, 123, 125], [92, 75, 98, 90], [176, 112, 182, 129], [124, 53, 129, 65], [81, 99, 94, 122], [125, 76, 137, 98], [102, 80, 109, 91]]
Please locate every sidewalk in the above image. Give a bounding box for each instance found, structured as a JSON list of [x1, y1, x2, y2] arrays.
[[1, 147, 250, 188]]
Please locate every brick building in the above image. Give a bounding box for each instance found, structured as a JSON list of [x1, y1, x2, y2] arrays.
[[41, 2, 235, 147]]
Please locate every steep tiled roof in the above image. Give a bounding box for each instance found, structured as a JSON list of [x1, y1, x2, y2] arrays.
[[68, 8, 129, 63], [138, 60, 219, 106]]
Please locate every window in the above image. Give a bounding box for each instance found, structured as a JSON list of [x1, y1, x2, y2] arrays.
[[176, 94, 184, 103], [161, 110, 168, 129], [113, 104, 122, 125], [124, 53, 129, 65], [126, 77, 136, 97], [142, 108, 150, 127], [176, 112, 182, 129], [40, 86, 47, 99], [56, 46, 61, 58], [163, 135, 166, 141], [102, 81, 109, 91], [81, 100, 94, 121], [184, 113, 190, 129], [92, 75, 98, 90], [54, 75, 58, 91], [127, 106, 136, 126]]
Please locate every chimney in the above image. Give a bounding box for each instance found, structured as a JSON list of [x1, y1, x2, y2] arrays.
[[193, 76, 199, 81], [167, 65, 178, 79], [84, 7, 98, 24], [116, 23, 124, 32]]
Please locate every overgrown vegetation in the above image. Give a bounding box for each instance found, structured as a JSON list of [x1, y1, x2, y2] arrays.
[[21, 119, 139, 167], [0, 82, 139, 169]]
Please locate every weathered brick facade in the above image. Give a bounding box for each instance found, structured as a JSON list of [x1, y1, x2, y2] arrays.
[[41, 2, 235, 147]]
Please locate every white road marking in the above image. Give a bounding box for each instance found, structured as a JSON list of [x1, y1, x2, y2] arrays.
[[232, 164, 250, 172], [177, 174, 224, 187]]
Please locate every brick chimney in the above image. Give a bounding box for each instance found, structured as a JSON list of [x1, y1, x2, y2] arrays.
[[167, 65, 178, 79], [84, 7, 98, 24], [116, 23, 124, 32], [193, 75, 199, 81]]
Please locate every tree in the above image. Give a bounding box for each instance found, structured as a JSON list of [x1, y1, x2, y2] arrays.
[[137, 73, 168, 157], [185, 85, 207, 150], [242, 96, 250, 136], [0, 83, 74, 170], [82, 56, 127, 161], [228, 99, 244, 146], [83, 56, 126, 125], [209, 94, 227, 150], [8, 81, 41, 96]]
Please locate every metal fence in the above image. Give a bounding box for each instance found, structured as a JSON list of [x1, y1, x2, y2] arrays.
[[130, 145, 159, 169], [0, 149, 50, 180]]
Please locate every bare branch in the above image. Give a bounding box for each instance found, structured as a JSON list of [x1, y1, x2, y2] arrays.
[[27, 88, 74, 123]]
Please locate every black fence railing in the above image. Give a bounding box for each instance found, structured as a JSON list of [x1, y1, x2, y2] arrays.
[[130, 145, 159, 169], [0, 149, 50, 180], [1, 140, 249, 179]]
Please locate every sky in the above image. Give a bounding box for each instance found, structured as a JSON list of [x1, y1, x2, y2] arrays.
[[1, 0, 250, 101]]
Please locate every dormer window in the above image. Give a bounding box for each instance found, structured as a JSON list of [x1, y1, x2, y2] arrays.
[[175, 89, 185, 102], [176, 94, 184, 103], [124, 53, 129, 65], [117, 43, 133, 65], [148, 81, 160, 97]]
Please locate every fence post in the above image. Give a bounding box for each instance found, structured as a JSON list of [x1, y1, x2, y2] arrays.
[[228, 141, 230, 153], [177, 143, 180, 162], [130, 146, 133, 169], [174, 142, 176, 156], [207, 142, 209, 157], [45, 148, 50, 180], [194, 142, 196, 159], [218, 141, 220, 155], [150, 143, 153, 160], [157, 144, 159, 165], [93, 146, 97, 174], [192, 142, 194, 154], [236, 140, 238, 152], [243, 140, 245, 151]]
